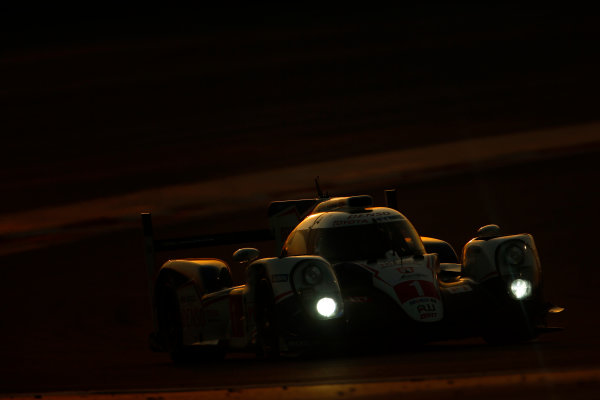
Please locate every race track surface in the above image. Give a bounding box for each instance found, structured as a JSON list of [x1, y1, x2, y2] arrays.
[[1, 8, 600, 399]]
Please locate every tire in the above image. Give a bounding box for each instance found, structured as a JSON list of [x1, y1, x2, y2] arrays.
[[254, 278, 281, 358], [482, 312, 539, 345], [482, 328, 538, 345], [479, 281, 544, 345]]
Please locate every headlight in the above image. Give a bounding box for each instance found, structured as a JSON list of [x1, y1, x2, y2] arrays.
[[509, 278, 532, 300], [316, 297, 337, 317], [505, 244, 525, 266], [303, 264, 323, 285]]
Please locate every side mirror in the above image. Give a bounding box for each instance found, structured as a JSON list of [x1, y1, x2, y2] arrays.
[[476, 224, 501, 239], [232, 248, 260, 263]]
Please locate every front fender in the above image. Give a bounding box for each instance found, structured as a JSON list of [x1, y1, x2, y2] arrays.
[[462, 234, 542, 299], [247, 256, 344, 319]]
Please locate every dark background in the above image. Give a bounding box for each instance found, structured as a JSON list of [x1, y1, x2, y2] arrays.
[[1, 5, 600, 396], [2, 6, 599, 212]]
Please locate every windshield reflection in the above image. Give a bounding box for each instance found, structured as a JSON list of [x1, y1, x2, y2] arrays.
[[311, 221, 424, 263]]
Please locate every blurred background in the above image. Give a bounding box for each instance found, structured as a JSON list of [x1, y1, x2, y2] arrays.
[[1, 5, 599, 396], [3, 5, 599, 212]]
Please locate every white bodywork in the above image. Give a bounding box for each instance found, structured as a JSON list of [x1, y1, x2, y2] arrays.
[[462, 233, 541, 287], [286, 206, 444, 322], [154, 196, 548, 353], [174, 255, 343, 348], [354, 254, 443, 322], [176, 283, 252, 348]]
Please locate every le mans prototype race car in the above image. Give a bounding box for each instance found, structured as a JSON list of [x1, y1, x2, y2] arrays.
[[141, 188, 563, 361]]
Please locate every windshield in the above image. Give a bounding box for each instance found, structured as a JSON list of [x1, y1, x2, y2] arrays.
[[309, 220, 424, 263]]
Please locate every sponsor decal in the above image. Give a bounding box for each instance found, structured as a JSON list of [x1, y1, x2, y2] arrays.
[[177, 282, 200, 304], [417, 303, 436, 314], [445, 285, 473, 294], [274, 290, 294, 303], [408, 297, 434, 306], [399, 273, 430, 280], [332, 213, 401, 226], [177, 284, 203, 329], [271, 274, 289, 283], [419, 312, 438, 320], [180, 306, 203, 328], [346, 296, 372, 303], [377, 259, 406, 268], [333, 219, 370, 226], [402, 296, 442, 322], [288, 338, 311, 347], [415, 299, 440, 321], [347, 212, 391, 219]]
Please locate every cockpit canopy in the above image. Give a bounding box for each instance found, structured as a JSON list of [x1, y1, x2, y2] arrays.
[[283, 208, 425, 264]]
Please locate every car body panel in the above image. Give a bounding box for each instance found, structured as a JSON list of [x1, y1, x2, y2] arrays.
[[143, 191, 563, 358]]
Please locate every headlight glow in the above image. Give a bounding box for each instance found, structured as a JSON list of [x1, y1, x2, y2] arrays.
[[316, 297, 337, 317], [505, 244, 525, 266], [510, 278, 532, 300], [303, 264, 323, 285]]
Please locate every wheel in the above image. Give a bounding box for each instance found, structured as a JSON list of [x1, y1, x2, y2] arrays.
[[254, 278, 281, 358], [482, 312, 539, 345], [483, 328, 538, 345]]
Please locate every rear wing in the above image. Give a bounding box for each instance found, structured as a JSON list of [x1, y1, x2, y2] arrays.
[[267, 198, 322, 252], [141, 199, 320, 284], [141, 213, 272, 282]]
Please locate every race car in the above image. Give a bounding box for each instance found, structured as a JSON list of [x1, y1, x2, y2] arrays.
[[141, 188, 563, 361]]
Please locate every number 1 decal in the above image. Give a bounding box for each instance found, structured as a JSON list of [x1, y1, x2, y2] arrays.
[[394, 280, 440, 303], [409, 280, 425, 297]]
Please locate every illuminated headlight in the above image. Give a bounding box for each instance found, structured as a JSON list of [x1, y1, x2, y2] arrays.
[[509, 279, 532, 300], [505, 244, 526, 266], [303, 264, 323, 285], [316, 297, 337, 317]]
